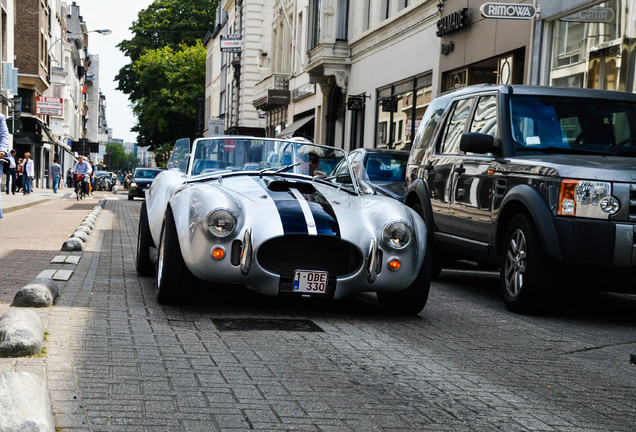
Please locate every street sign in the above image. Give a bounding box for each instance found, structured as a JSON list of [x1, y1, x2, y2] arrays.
[[224, 140, 236, 152], [220, 35, 242, 53], [480, 3, 536, 20], [36, 96, 64, 116]]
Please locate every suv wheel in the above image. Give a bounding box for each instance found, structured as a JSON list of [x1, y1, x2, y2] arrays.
[[500, 213, 554, 313]]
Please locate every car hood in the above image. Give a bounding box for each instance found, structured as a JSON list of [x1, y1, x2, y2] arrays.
[[503, 155, 636, 182], [187, 174, 416, 238], [133, 178, 154, 186]]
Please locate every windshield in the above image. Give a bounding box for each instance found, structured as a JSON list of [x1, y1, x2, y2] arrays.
[[510, 95, 636, 156], [186, 137, 356, 191], [134, 169, 162, 179]]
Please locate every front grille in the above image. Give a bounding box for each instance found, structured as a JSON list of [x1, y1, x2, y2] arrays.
[[257, 235, 363, 277], [630, 184, 636, 223]]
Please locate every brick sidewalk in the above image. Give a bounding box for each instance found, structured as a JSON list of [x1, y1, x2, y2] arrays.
[[0, 193, 104, 317]]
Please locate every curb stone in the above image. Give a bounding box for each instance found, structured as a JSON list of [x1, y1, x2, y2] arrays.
[[0, 372, 55, 432], [0, 309, 43, 357], [12, 278, 59, 308]]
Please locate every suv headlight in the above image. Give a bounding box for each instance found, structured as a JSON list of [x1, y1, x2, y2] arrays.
[[382, 221, 412, 250], [206, 209, 237, 237], [558, 179, 619, 219]]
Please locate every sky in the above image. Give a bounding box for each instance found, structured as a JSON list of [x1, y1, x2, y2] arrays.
[[72, 0, 155, 143]]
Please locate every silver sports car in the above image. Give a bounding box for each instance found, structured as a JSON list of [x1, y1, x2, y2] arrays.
[[136, 136, 431, 314]]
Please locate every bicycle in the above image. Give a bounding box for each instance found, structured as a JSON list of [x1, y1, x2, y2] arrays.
[[74, 173, 86, 200]]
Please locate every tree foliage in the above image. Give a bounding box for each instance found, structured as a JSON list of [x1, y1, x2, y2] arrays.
[[116, 0, 216, 151], [131, 43, 206, 150], [105, 142, 138, 171]]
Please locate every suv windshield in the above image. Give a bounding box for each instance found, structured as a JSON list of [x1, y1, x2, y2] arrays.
[[510, 95, 636, 156], [187, 137, 356, 192]]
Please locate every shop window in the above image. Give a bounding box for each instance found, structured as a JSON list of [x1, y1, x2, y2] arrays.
[[375, 71, 432, 150]]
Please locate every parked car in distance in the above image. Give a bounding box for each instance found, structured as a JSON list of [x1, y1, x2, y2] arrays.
[[404, 84, 636, 313], [349, 148, 409, 201], [136, 137, 431, 314], [128, 168, 164, 200]]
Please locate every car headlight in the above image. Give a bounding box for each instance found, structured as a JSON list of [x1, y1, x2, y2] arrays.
[[130, 182, 137, 188], [558, 179, 619, 219], [206, 209, 237, 237], [382, 221, 412, 250]]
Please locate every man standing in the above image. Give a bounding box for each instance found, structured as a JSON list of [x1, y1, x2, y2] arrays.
[[22, 152, 34, 195], [50, 158, 62, 193], [4, 149, 17, 194], [0, 113, 9, 217]]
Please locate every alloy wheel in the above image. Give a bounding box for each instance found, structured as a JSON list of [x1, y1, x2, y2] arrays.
[[503, 228, 526, 298]]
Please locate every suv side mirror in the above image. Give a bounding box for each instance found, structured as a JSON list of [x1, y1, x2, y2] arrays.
[[460, 133, 496, 154]]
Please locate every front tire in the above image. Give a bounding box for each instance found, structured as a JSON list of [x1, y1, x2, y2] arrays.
[[500, 213, 555, 313], [156, 209, 196, 304], [136, 201, 155, 276], [377, 243, 431, 315]]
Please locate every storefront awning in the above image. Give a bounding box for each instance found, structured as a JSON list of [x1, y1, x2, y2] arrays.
[[277, 115, 315, 138]]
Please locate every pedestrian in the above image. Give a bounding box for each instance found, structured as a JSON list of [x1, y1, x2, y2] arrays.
[[16, 157, 23, 192], [22, 152, 34, 195], [0, 112, 8, 219], [66, 167, 73, 188], [88, 160, 96, 197], [4, 149, 17, 195], [50, 157, 62, 193]]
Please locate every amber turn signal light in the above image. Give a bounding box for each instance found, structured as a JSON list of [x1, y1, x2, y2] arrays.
[[388, 259, 401, 271], [211, 247, 225, 260]]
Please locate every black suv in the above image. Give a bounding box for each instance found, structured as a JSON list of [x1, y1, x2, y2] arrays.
[[404, 84, 636, 312]]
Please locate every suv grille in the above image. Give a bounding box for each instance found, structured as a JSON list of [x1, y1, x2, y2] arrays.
[[257, 235, 363, 277], [630, 184, 636, 223]]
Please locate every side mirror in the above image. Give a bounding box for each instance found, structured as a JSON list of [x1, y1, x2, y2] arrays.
[[460, 133, 496, 154]]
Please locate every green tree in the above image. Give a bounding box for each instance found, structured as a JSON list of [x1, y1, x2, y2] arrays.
[[104, 142, 129, 171], [131, 43, 206, 150], [116, 0, 216, 151]]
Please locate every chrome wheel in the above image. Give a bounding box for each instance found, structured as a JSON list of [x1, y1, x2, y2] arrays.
[[503, 228, 526, 298]]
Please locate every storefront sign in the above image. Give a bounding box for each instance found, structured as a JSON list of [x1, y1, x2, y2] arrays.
[[441, 41, 455, 55], [480, 3, 536, 20], [2, 62, 18, 94], [36, 96, 63, 117], [220, 34, 242, 53], [347, 96, 365, 111], [436, 8, 468, 37], [291, 83, 315, 102], [561, 7, 615, 23]]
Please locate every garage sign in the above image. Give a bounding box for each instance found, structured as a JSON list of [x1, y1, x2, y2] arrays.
[[480, 3, 536, 20]]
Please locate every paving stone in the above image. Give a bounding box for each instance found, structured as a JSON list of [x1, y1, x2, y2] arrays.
[[52, 270, 73, 281], [51, 255, 68, 264]]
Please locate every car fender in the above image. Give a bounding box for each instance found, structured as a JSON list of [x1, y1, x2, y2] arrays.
[[404, 178, 435, 236], [145, 169, 186, 245], [495, 184, 563, 260]]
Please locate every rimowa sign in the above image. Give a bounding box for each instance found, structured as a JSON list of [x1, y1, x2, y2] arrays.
[[480, 3, 537, 20]]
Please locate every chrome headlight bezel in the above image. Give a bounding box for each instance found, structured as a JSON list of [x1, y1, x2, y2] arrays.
[[382, 220, 413, 250], [206, 208, 237, 238]]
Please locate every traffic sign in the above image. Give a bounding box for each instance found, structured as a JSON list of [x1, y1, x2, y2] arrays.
[[480, 3, 536, 20], [224, 140, 236, 152]]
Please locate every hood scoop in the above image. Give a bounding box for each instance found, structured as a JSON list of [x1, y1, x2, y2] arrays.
[[267, 180, 316, 194]]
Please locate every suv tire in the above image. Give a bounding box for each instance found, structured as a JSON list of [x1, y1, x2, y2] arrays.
[[501, 213, 555, 313]]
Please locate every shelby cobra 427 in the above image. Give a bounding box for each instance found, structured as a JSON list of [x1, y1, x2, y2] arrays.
[[136, 136, 431, 314]]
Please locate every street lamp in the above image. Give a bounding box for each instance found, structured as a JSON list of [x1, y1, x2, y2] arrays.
[[48, 29, 112, 64]]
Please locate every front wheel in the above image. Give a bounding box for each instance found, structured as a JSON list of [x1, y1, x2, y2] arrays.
[[377, 244, 431, 315], [500, 213, 556, 313], [156, 209, 196, 304], [136, 201, 155, 276]]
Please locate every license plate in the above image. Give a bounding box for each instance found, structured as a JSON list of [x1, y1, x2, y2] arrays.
[[293, 270, 328, 294]]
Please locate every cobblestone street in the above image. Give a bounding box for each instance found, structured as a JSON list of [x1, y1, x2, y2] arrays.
[[1, 195, 635, 431]]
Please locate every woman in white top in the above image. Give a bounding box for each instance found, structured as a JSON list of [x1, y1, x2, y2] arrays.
[[22, 152, 35, 195]]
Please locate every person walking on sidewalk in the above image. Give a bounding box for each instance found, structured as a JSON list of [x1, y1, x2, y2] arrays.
[[15, 157, 23, 192], [66, 168, 73, 188], [0, 113, 9, 218], [50, 158, 62, 193], [3, 149, 17, 195], [22, 152, 34, 195]]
